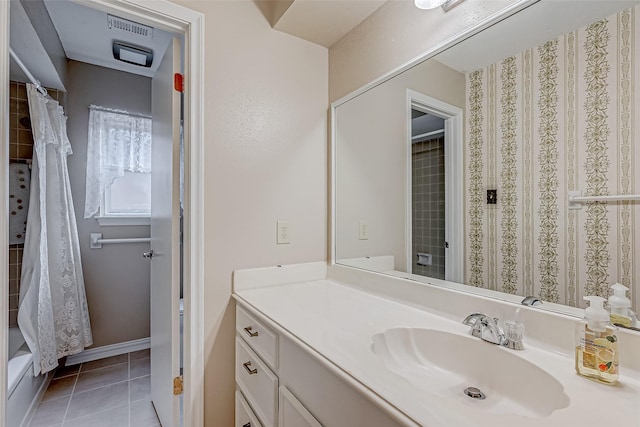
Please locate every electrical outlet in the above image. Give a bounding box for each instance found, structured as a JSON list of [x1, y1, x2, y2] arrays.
[[359, 221, 369, 240], [277, 220, 290, 244]]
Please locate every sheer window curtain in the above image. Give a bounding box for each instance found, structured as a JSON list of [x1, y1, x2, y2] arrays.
[[84, 106, 152, 218]]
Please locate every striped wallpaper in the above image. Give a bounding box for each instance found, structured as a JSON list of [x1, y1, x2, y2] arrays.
[[464, 7, 640, 309]]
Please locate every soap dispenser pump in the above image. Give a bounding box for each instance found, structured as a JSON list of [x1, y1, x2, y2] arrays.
[[609, 283, 635, 328], [575, 296, 619, 384]]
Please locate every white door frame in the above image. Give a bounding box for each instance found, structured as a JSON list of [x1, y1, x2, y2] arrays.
[[0, 1, 9, 422], [0, 1, 205, 426], [406, 90, 463, 282]]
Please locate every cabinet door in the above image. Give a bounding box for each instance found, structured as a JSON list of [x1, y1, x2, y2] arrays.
[[279, 386, 322, 427]]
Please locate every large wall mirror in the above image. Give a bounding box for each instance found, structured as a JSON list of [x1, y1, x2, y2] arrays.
[[333, 0, 640, 318]]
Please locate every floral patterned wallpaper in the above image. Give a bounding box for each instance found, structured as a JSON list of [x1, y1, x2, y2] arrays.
[[464, 7, 640, 309]]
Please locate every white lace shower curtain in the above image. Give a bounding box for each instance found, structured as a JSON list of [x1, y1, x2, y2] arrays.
[[84, 106, 151, 218], [18, 84, 93, 376]]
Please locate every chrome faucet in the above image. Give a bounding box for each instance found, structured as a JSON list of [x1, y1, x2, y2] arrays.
[[462, 313, 524, 349], [521, 296, 542, 306]]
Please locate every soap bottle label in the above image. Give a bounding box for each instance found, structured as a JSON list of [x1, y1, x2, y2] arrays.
[[580, 328, 597, 369], [594, 333, 618, 376], [578, 326, 619, 381]]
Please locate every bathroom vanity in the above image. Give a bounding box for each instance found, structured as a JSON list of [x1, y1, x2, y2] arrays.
[[233, 263, 406, 427], [233, 262, 640, 427]]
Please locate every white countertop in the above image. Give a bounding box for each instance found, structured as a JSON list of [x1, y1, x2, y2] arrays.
[[234, 278, 640, 427]]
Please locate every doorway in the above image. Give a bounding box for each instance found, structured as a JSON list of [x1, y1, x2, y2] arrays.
[[411, 109, 446, 279], [0, 1, 204, 426], [406, 90, 464, 283]]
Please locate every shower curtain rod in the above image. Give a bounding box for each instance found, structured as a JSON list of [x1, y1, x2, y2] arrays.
[[412, 129, 445, 141], [89, 104, 152, 120], [9, 47, 49, 97]]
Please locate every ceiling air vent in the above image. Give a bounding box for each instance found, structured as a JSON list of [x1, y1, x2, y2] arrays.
[[107, 14, 154, 40]]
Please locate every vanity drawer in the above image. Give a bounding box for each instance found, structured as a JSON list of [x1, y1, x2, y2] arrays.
[[237, 305, 278, 369], [236, 390, 264, 427], [236, 337, 278, 427]]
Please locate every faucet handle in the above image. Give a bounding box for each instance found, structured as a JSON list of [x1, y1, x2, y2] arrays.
[[521, 296, 542, 306], [463, 313, 488, 339], [504, 320, 525, 350], [462, 313, 486, 326]]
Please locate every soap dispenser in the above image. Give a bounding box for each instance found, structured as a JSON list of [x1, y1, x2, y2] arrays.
[[609, 283, 636, 328], [575, 296, 619, 384]]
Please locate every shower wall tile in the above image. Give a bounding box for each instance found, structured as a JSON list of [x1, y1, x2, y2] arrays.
[[412, 136, 446, 280], [17, 143, 33, 159], [17, 99, 29, 115], [16, 83, 26, 100], [9, 280, 19, 295], [8, 81, 33, 326], [9, 81, 32, 162], [9, 310, 18, 327], [8, 246, 24, 325]]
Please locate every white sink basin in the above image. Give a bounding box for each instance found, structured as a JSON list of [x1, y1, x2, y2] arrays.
[[372, 328, 570, 418]]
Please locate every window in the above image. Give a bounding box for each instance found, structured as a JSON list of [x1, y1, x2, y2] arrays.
[[84, 105, 152, 225]]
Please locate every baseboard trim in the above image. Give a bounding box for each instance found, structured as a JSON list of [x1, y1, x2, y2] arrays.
[[20, 372, 51, 427], [65, 337, 150, 366]]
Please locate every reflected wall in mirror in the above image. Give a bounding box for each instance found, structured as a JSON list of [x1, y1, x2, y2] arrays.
[[334, 0, 640, 313]]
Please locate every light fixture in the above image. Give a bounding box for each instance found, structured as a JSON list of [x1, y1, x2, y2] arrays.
[[414, 0, 447, 10], [415, 0, 466, 11], [112, 41, 153, 67]]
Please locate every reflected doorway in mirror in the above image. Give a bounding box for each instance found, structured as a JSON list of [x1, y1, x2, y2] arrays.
[[407, 91, 463, 282]]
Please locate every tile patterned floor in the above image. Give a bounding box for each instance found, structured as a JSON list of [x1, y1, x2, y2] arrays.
[[28, 350, 161, 427]]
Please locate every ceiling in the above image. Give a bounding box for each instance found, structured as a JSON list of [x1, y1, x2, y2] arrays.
[[9, 0, 64, 89], [412, 113, 445, 138], [262, 0, 387, 48], [9, 0, 172, 89], [43, 0, 172, 78], [437, 0, 640, 73], [11, 0, 384, 91]]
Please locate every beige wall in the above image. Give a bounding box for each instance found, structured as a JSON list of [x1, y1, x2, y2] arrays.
[[157, 1, 528, 425], [66, 61, 152, 348], [169, 1, 328, 425], [335, 59, 464, 271], [329, 0, 520, 102]]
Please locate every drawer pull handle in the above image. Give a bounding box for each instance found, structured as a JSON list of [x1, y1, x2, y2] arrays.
[[244, 326, 259, 337], [243, 361, 258, 375], [243, 423, 251, 427]]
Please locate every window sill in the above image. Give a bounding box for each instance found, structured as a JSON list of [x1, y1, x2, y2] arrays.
[[96, 216, 150, 226]]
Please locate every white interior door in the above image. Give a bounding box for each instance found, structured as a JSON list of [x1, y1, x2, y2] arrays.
[[150, 36, 181, 427]]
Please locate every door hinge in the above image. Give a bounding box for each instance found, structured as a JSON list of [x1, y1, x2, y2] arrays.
[[173, 375, 184, 395]]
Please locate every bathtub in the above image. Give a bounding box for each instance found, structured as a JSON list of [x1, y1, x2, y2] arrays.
[[7, 326, 48, 427]]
